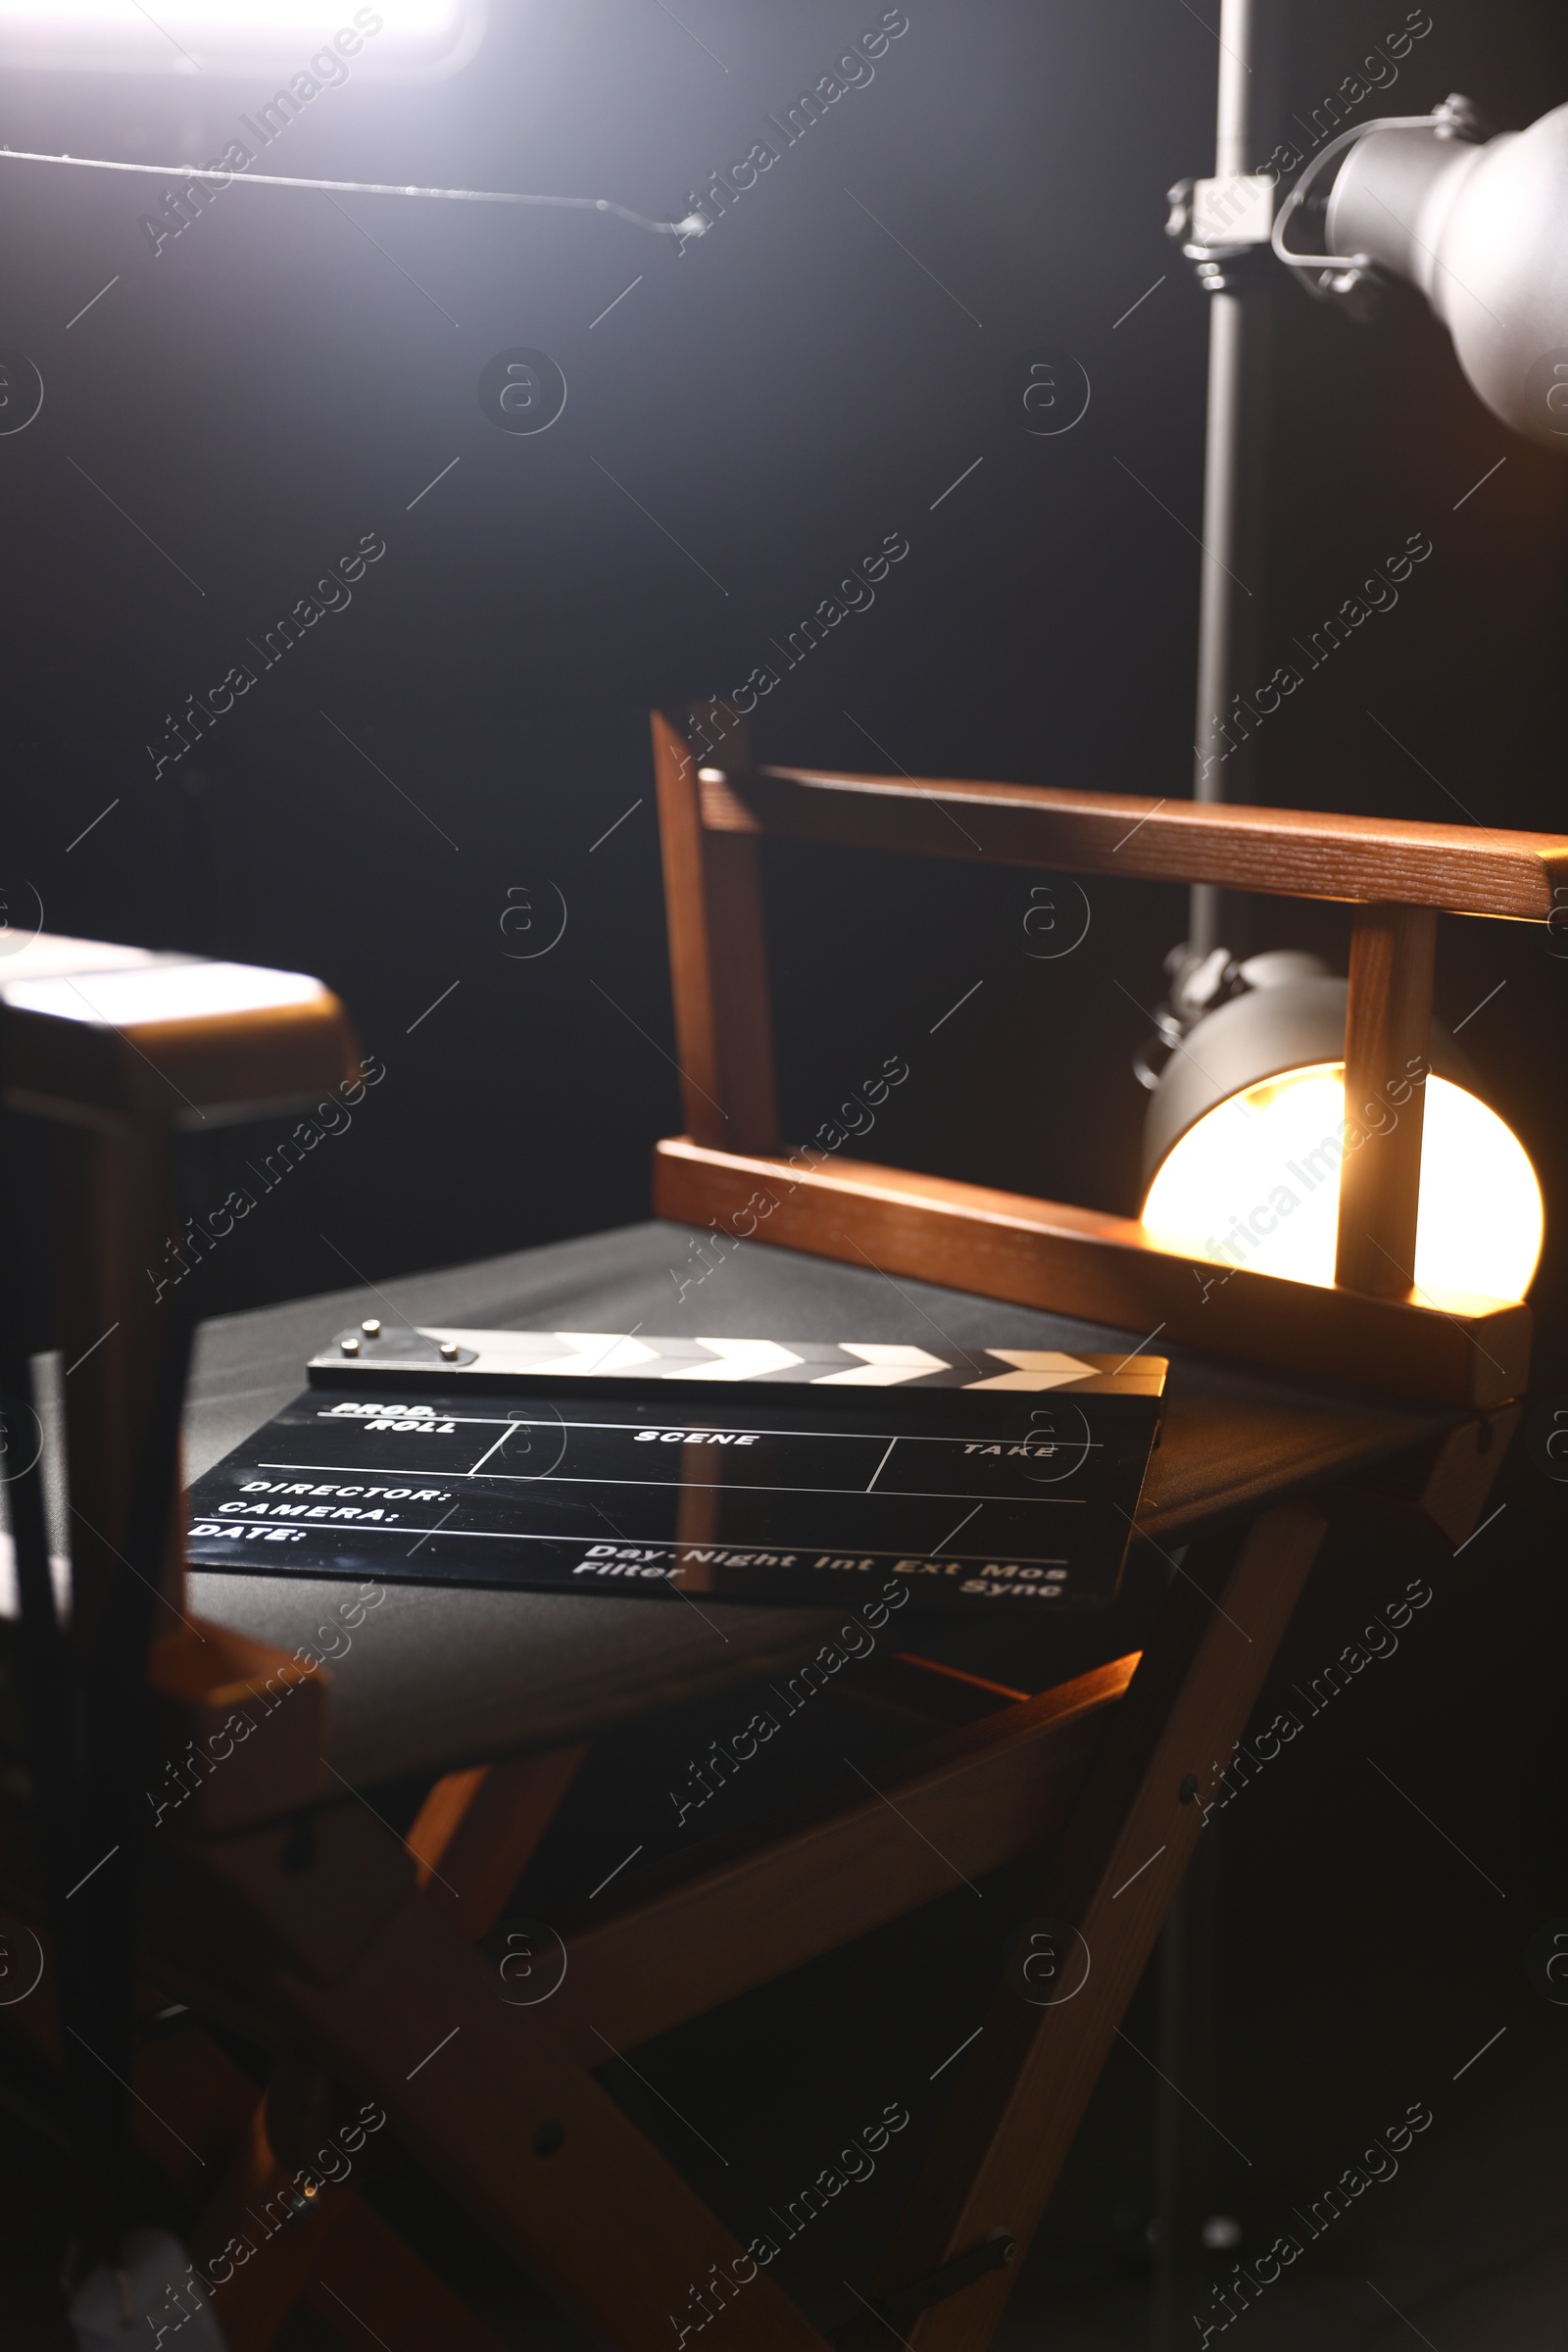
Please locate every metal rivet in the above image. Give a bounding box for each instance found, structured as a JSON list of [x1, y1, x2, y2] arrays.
[[533, 2119, 565, 2157], [340, 1336, 361, 1356], [361, 1318, 381, 1338], [1178, 1774, 1200, 1804], [439, 1340, 460, 1361]]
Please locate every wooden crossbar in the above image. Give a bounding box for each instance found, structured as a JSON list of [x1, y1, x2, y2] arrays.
[[550, 1656, 1138, 2063], [697, 762, 1568, 921], [651, 1137, 1528, 1408]]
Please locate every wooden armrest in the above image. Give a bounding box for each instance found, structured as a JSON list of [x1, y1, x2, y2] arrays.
[[0, 938, 355, 1125], [696, 763, 1568, 921]]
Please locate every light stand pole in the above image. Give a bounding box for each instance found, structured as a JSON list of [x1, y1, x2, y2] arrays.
[[1151, 10, 1281, 2344], [1188, 0, 1274, 962], [1156, 0, 1282, 1018]]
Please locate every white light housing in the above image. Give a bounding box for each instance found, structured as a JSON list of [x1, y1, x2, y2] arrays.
[[1277, 96, 1568, 449], [1330, 103, 1568, 446], [1143, 1064, 1544, 1302], [0, 0, 484, 78]]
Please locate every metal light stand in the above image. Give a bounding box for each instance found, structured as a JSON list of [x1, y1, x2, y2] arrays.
[[1152, 5, 1281, 2342], [1144, 0, 1282, 1065]]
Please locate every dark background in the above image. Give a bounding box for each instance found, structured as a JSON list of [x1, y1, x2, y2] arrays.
[[3, 0, 1564, 1364]]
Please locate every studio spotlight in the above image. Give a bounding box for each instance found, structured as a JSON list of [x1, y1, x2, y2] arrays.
[[1145, 16, 1560, 1298], [1138, 954, 1544, 1301], [1275, 92, 1568, 446]]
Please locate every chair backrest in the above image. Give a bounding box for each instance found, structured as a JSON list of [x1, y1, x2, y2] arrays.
[[649, 705, 1566, 1403]]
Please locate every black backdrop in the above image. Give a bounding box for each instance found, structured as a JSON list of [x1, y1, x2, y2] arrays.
[[3, 0, 1565, 1360]]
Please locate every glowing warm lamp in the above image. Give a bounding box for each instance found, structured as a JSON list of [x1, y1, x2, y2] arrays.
[[1141, 1063, 1544, 1301]]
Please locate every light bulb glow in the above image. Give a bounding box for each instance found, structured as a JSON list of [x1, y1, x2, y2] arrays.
[[1141, 1063, 1544, 1302], [0, 0, 477, 75]]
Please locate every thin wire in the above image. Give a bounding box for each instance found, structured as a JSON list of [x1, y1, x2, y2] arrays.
[[0, 147, 704, 236]]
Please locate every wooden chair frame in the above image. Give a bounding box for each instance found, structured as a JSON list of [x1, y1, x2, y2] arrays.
[[0, 876, 1532, 2350], [648, 706, 1567, 1408]]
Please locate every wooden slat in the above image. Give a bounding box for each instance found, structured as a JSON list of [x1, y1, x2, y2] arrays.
[[548, 1658, 1137, 2063], [652, 1137, 1530, 1409], [1335, 904, 1437, 1295], [147, 1617, 330, 1831], [697, 765, 1568, 922], [278, 1890, 831, 2350], [650, 710, 778, 1151], [1340, 1402, 1519, 1545], [167, 1747, 580, 2345], [849, 1505, 1331, 2351], [406, 1745, 586, 1940], [160, 1799, 828, 2348], [652, 709, 725, 1145]]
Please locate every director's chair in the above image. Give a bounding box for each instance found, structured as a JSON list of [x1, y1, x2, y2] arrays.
[[0, 691, 1554, 2346]]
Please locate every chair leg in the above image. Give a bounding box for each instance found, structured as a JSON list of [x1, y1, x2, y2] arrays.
[[189, 2097, 515, 2352], [166, 1782, 834, 2350], [181, 1744, 589, 2349], [276, 1888, 832, 2349], [191, 2102, 359, 2352], [844, 1501, 1332, 2351]]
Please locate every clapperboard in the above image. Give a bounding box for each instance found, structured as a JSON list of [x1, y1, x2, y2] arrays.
[[185, 1327, 1167, 1610]]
